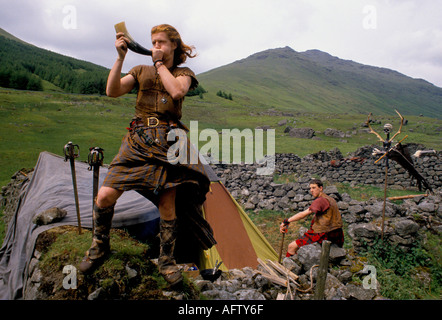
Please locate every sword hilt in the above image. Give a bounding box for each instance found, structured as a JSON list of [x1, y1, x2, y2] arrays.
[[88, 147, 104, 170], [63, 141, 80, 161]]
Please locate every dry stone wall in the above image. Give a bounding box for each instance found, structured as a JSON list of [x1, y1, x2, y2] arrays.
[[212, 146, 441, 213], [210, 146, 442, 253]]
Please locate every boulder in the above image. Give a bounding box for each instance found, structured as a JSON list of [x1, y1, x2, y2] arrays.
[[235, 289, 266, 300], [202, 290, 236, 300], [345, 283, 376, 300], [418, 201, 435, 212], [288, 128, 315, 139], [329, 245, 347, 263], [32, 207, 67, 225], [393, 218, 419, 237], [296, 243, 321, 272], [324, 128, 345, 138], [324, 273, 347, 300]]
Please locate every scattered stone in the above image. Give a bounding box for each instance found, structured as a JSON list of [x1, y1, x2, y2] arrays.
[[32, 207, 67, 225], [88, 288, 103, 300], [125, 265, 138, 279], [345, 283, 376, 300], [288, 128, 315, 139]]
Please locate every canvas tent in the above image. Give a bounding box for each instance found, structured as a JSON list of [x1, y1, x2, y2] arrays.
[[200, 171, 278, 271], [0, 151, 277, 300]]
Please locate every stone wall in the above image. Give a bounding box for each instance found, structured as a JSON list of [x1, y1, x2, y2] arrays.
[[274, 146, 441, 191], [212, 146, 441, 213], [210, 146, 442, 253]]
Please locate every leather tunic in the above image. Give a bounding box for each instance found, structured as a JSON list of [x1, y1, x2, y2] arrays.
[[128, 65, 198, 121], [311, 193, 343, 233]]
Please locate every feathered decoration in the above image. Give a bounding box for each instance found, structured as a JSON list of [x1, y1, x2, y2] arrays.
[[386, 144, 433, 192]]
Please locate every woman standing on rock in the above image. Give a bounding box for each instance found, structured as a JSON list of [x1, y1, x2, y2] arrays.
[[79, 24, 215, 285]]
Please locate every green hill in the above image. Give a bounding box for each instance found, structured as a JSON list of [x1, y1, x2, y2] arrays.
[[1, 27, 441, 118], [197, 46, 442, 118], [0, 28, 109, 94]]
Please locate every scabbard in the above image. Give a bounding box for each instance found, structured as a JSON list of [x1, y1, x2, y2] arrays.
[[91, 165, 100, 232], [69, 157, 82, 234]]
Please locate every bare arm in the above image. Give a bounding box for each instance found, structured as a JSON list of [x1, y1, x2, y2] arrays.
[[106, 32, 136, 98], [106, 61, 136, 97], [279, 208, 313, 233]]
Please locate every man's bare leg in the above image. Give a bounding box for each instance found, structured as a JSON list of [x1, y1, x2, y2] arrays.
[[287, 241, 299, 256], [96, 186, 123, 208], [158, 186, 176, 220]]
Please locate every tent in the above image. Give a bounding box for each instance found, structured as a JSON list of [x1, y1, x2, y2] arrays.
[[199, 169, 278, 271], [0, 151, 277, 299]]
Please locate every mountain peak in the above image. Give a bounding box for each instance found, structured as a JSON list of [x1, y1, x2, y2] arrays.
[[244, 46, 297, 61], [302, 49, 335, 60], [198, 46, 442, 117]]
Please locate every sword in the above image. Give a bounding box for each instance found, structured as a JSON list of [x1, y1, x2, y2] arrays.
[[64, 142, 82, 234], [88, 147, 104, 234]]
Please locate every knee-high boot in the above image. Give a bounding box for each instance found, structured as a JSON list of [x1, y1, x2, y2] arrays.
[[78, 202, 115, 273], [158, 218, 182, 285]]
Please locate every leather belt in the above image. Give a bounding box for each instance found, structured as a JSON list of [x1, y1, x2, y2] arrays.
[[130, 116, 178, 129]]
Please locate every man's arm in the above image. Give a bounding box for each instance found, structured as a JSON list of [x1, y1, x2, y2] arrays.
[[279, 208, 313, 233]]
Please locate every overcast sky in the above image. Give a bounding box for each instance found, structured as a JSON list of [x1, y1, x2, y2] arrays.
[[1, 0, 441, 87]]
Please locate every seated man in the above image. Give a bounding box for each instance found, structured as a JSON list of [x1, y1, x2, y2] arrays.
[[279, 179, 344, 256]]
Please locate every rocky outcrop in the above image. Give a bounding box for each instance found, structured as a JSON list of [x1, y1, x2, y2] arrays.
[[193, 242, 381, 300]]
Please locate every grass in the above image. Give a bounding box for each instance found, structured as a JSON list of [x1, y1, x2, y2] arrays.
[[359, 233, 441, 299], [35, 226, 199, 300], [1, 88, 440, 187], [0, 88, 134, 186], [245, 209, 292, 253], [334, 182, 425, 202]]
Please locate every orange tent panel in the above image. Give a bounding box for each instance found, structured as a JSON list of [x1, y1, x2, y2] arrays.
[[203, 183, 258, 269]]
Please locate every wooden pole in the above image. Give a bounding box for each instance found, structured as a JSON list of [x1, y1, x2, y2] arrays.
[[278, 232, 285, 263], [381, 161, 388, 241], [387, 194, 428, 201], [314, 240, 331, 300]]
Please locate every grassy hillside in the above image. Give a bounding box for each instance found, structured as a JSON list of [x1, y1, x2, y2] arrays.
[[0, 29, 440, 186], [197, 47, 442, 118], [2, 27, 441, 118], [1, 88, 440, 187], [0, 28, 109, 94]]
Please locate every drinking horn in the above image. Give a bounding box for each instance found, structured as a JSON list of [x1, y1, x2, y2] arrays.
[[114, 21, 152, 56]]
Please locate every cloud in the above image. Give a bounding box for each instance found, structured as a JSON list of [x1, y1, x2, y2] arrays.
[[1, 0, 441, 87]]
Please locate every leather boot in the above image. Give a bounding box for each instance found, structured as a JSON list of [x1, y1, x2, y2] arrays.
[[158, 219, 182, 285], [78, 203, 115, 274]]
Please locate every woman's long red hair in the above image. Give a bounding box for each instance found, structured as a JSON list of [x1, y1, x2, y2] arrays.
[[151, 24, 196, 66]]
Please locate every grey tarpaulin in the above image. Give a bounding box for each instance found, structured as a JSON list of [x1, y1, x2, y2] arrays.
[[0, 151, 160, 300]]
